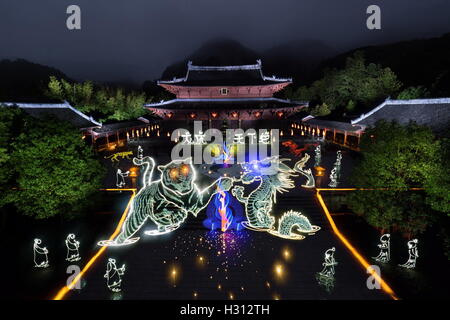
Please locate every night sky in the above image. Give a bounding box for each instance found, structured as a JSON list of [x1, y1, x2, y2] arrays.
[[1, 0, 450, 83]]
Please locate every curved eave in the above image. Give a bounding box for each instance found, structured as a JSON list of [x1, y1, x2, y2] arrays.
[[144, 97, 307, 107]]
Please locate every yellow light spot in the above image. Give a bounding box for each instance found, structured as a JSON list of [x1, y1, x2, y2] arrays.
[[275, 264, 283, 276], [282, 248, 291, 260], [229, 292, 234, 300]]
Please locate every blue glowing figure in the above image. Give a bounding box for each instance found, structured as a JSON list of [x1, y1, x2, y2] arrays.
[[203, 183, 245, 232]]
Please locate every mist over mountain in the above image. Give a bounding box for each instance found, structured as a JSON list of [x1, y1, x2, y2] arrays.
[[159, 38, 337, 85], [0, 59, 70, 101], [3, 33, 450, 100]]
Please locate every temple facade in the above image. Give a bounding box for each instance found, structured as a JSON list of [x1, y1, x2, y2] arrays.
[[145, 60, 307, 121]]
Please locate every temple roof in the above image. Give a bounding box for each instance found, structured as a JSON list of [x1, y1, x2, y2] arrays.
[[0, 101, 101, 128], [145, 97, 306, 110], [158, 60, 292, 86], [351, 98, 450, 133]]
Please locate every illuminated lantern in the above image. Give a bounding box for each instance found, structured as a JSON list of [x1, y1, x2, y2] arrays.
[[211, 112, 218, 118], [277, 111, 284, 118], [315, 166, 326, 177], [189, 112, 196, 119], [129, 167, 138, 177], [231, 112, 238, 118], [167, 112, 173, 119], [254, 111, 261, 118]]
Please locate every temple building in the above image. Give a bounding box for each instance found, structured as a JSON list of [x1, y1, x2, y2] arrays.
[[298, 98, 450, 151], [145, 60, 307, 123]]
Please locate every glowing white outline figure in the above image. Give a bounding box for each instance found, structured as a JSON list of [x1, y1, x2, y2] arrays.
[[328, 167, 338, 188], [373, 233, 390, 263], [137, 145, 143, 159], [318, 247, 338, 277], [293, 153, 315, 188], [104, 258, 126, 292], [33, 238, 49, 268], [267, 210, 320, 240], [314, 145, 321, 167], [116, 169, 130, 188], [98, 154, 233, 246], [316, 247, 337, 292], [232, 156, 296, 231], [233, 156, 319, 240], [65, 234, 81, 262], [334, 150, 342, 178], [399, 239, 419, 269]]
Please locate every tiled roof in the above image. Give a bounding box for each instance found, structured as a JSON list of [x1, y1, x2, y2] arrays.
[[144, 97, 307, 110], [0, 101, 101, 128], [158, 60, 292, 86], [351, 98, 450, 133]]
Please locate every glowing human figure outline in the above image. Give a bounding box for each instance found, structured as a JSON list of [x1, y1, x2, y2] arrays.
[[399, 239, 419, 269], [116, 169, 130, 188], [373, 234, 390, 263], [314, 145, 321, 167], [33, 239, 49, 268], [328, 167, 338, 188], [65, 234, 81, 262], [318, 247, 338, 277], [104, 258, 126, 292]]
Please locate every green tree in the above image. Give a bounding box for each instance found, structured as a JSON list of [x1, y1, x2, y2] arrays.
[[397, 86, 430, 100], [0, 106, 25, 199], [286, 52, 403, 113], [3, 114, 105, 219], [309, 103, 331, 116], [45, 77, 150, 122], [347, 120, 441, 236], [424, 136, 450, 214]]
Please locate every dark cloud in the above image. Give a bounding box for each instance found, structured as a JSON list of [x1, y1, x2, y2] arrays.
[[1, 0, 449, 83]]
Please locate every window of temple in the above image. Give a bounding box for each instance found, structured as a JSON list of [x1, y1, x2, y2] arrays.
[[220, 88, 229, 95]]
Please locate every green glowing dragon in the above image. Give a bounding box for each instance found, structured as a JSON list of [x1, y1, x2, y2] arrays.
[[232, 155, 319, 239]]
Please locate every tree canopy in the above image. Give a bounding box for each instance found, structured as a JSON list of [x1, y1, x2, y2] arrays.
[[0, 106, 105, 219], [347, 120, 445, 236], [287, 52, 403, 114], [46, 77, 150, 122]]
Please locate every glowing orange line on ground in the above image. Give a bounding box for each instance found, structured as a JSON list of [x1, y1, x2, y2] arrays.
[[315, 190, 400, 300], [53, 189, 136, 300]]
